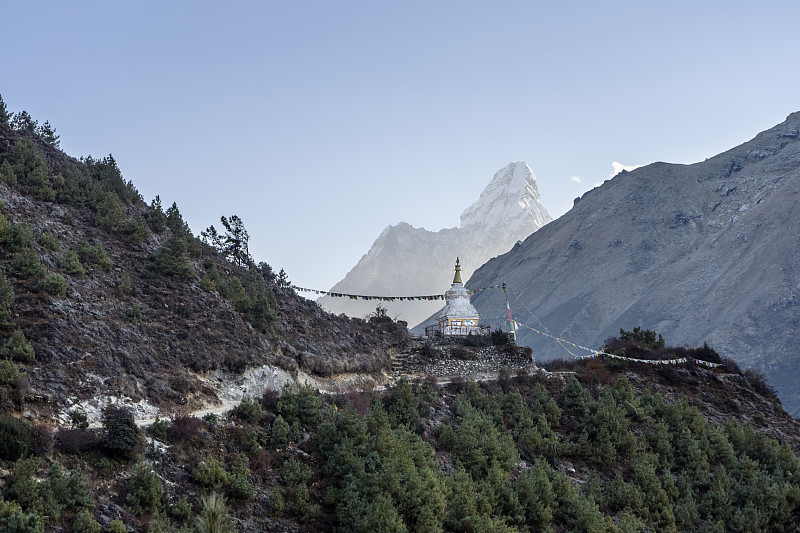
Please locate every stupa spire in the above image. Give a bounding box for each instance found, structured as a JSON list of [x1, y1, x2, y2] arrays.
[[453, 257, 462, 284]]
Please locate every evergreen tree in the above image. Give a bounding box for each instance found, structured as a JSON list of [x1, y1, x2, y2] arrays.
[[10, 111, 37, 134], [147, 195, 168, 233], [36, 121, 60, 149], [0, 270, 14, 326], [219, 215, 251, 266], [0, 94, 9, 127], [100, 406, 140, 458], [150, 234, 195, 279]]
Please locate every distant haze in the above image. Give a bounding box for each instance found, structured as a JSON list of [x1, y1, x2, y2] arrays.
[[319, 162, 552, 326]]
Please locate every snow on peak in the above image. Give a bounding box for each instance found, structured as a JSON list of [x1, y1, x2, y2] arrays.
[[460, 161, 551, 230]]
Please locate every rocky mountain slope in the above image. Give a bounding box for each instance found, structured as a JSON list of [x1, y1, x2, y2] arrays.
[[465, 112, 800, 415], [0, 117, 409, 424], [318, 162, 552, 326]]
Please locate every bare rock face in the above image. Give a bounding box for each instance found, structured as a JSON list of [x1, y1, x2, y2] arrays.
[[319, 162, 552, 327], [466, 112, 800, 415]]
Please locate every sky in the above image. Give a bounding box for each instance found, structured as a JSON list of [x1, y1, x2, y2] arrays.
[[3, 1, 799, 291]]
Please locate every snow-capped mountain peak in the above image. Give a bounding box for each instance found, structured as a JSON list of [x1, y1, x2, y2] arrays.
[[460, 161, 549, 230]]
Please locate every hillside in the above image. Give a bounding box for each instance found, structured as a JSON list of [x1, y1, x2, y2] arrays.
[[0, 105, 409, 425], [318, 162, 552, 326], [466, 112, 800, 415]]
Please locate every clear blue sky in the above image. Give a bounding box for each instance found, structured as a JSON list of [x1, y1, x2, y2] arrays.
[[3, 1, 799, 291]]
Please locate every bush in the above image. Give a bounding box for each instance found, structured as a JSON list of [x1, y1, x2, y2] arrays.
[[37, 231, 59, 251], [194, 492, 233, 533], [95, 191, 126, 232], [76, 239, 113, 272], [107, 518, 127, 533], [72, 509, 101, 533], [0, 499, 44, 533], [55, 428, 99, 454], [230, 396, 265, 424], [59, 250, 86, 276], [269, 415, 290, 448], [0, 415, 34, 460], [192, 457, 231, 490], [150, 234, 195, 279], [2, 222, 35, 252], [38, 272, 67, 296], [126, 461, 166, 515], [32, 423, 53, 456], [69, 409, 89, 430], [100, 406, 140, 458], [167, 415, 203, 442], [170, 495, 192, 522], [122, 214, 149, 244], [0, 359, 20, 386], [0, 270, 13, 325], [11, 250, 46, 279], [147, 417, 168, 441], [3, 330, 35, 363]]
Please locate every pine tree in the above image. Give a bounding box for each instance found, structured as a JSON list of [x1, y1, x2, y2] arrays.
[[219, 215, 251, 266], [10, 110, 37, 135], [0, 94, 10, 127], [36, 121, 60, 148]]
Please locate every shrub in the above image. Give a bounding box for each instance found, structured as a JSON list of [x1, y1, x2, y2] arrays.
[[76, 239, 113, 272], [107, 518, 127, 533], [0, 359, 20, 386], [167, 415, 203, 442], [0, 270, 13, 326], [170, 495, 192, 521], [72, 509, 101, 533], [37, 231, 59, 251], [202, 412, 219, 428], [269, 415, 290, 447], [125, 305, 142, 323], [150, 233, 195, 279], [59, 250, 86, 276], [194, 492, 233, 533], [126, 461, 166, 515], [0, 415, 34, 460], [55, 428, 98, 454], [192, 457, 231, 490], [147, 196, 168, 233], [118, 274, 132, 294], [69, 409, 90, 430], [32, 423, 53, 456], [147, 417, 168, 441], [3, 330, 35, 363], [95, 191, 126, 232], [0, 499, 44, 533], [38, 272, 67, 296], [123, 214, 149, 244], [2, 222, 34, 252], [11, 250, 46, 279], [743, 368, 777, 399], [230, 395, 265, 424], [100, 405, 140, 458], [0, 160, 17, 186]]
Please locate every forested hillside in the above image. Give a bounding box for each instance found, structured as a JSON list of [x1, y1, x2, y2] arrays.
[[0, 95, 407, 422]]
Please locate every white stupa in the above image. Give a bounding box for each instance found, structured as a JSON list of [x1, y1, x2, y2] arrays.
[[437, 258, 482, 336]]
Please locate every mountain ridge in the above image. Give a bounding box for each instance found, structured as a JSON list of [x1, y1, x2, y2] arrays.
[[465, 111, 800, 414]]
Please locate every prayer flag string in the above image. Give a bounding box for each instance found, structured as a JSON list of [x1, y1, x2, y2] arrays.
[[510, 319, 721, 368]]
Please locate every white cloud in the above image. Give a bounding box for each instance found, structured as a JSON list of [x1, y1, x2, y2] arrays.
[[610, 161, 641, 178], [571, 176, 582, 183]]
